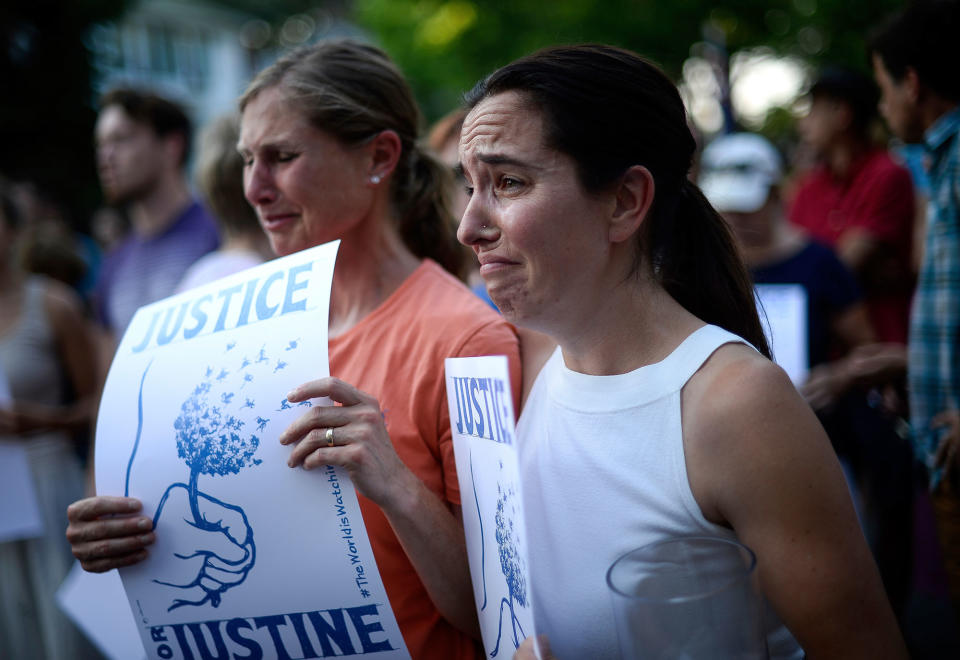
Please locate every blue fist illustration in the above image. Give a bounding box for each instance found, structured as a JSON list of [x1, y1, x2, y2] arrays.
[[125, 346, 294, 612], [151, 483, 255, 611]]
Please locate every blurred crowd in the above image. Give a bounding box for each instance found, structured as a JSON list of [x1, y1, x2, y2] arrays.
[[1, 2, 959, 659]]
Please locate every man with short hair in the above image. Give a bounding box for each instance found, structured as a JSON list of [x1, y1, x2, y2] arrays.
[[93, 88, 219, 337], [871, 0, 960, 623], [789, 68, 915, 344]]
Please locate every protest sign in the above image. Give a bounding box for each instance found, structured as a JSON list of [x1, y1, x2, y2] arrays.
[[56, 563, 147, 660], [444, 356, 535, 658], [96, 241, 408, 659], [755, 283, 809, 386]]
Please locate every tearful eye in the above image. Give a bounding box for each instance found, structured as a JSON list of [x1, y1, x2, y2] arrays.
[[498, 176, 522, 190]]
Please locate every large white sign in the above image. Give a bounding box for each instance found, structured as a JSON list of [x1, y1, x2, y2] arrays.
[[444, 356, 536, 658], [96, 241, 409, 659]]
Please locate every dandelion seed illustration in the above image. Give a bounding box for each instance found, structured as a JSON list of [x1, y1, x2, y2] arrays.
[[277, 399, 292, 411], [241, 373, 254, 388], [204, 366, 213, 378], [221, 392, 235, 405], [216, 368, 229, 382], [490, 484, 528, 657], [243, 398, 255, 409], [297, 400, 312, 408], [273, 360, 287, 373], [256, 416, 269, 432], [285, 338, 300, 351], [256, 346, 268, 363], [240, 357, 251, 369], [225, 341, 237, 352]]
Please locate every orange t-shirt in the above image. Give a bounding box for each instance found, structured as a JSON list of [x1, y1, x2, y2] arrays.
[[329, 260, 521, 660]]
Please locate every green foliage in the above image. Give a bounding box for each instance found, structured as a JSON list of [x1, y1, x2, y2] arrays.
[[351, 0, 908, 121], [212, 0, 347, 23]]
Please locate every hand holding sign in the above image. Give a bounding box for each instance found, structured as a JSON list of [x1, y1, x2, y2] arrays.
[[66, 496, 155, 573], [513, 636, 555, 660], [281, 377, 416, 506], [66, 487, 255, 612]]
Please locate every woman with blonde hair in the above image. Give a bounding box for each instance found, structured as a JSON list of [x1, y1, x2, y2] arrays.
[[67, 40, 520, 659]]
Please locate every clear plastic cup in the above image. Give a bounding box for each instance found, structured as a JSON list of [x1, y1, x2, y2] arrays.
[[606, 536, 768, 659]]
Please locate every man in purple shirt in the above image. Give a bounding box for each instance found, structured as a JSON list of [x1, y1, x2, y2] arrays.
[[93, 88, 219, 338]]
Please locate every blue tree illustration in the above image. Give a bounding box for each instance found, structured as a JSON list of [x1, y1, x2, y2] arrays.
[[173, 380, 262, 532], [125, 337, 305, 612], [490, 484, 528, 657]]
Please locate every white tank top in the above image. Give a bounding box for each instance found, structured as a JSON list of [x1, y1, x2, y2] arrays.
[[516, 324, 802, 659]]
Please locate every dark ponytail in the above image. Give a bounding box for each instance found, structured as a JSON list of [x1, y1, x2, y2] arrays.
[[652, 180, 770, 357], [466, 44, 770, 357], [240, 39, 467, 279]]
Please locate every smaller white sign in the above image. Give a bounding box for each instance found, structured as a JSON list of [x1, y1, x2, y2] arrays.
[[0, 441, 44, 542], [56, 563, 147, 660], [444, 355, 536, 658], [755, 284, 809, 386]]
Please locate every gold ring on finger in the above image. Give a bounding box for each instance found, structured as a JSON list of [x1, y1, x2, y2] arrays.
[[325, 427, 335, 447]]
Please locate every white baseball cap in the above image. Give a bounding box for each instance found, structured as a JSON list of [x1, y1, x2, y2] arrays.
[[698, 133, 783, 213]]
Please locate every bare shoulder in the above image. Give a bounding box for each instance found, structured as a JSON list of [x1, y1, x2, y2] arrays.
[[683, 343, 906, 657], [39, 278, 91, 347], [683, 342, 799, 427], [40, 277, 84, 318], [681, 342, 830, 524]]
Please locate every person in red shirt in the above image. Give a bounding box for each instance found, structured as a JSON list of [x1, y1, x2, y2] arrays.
[[789, 68, 916, 344]]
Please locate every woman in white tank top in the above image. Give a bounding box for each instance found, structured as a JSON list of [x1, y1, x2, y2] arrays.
[[457, 45, 907, 659]]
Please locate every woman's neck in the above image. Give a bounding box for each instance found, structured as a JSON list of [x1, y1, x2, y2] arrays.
[[328, 216, 420, 338], [555, 271, 702, 376]]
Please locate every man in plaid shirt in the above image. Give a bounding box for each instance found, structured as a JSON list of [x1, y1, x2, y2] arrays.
[[872, 0, 960, 622]]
